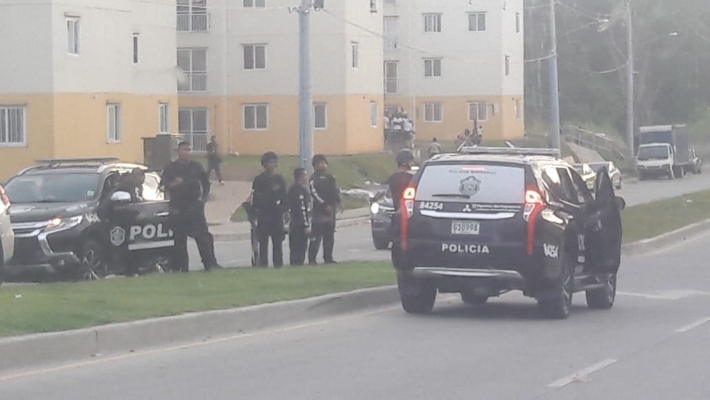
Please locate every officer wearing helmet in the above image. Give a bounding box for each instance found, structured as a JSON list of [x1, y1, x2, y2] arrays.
[[387, 150, 416, 211], [308, 154, 341, 265], [251, 151, 288, 268]]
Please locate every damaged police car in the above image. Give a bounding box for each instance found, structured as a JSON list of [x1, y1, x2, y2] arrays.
[[3, 158, 173, 282], [391, 147, 625, 319]]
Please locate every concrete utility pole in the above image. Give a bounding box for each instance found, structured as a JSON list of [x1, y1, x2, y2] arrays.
[[625, 0, 635, 161], [548, 0, 561, 151], [298, 0, 314, 174]]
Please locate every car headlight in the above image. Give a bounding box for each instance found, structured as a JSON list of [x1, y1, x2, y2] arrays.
[[370, 203, 380, 214], [46, 215, 84, 231]]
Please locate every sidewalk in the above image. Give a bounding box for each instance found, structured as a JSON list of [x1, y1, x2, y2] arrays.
[[205, 180, 371, 242]]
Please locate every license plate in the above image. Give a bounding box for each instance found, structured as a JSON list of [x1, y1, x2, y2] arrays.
[[451, 221, 480, 235]]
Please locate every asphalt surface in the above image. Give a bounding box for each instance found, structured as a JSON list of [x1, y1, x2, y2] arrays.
[[189, 172, 710, 270], [3, 226, 710, 399]]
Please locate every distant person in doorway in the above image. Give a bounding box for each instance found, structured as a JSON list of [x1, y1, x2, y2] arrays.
[[206, 136, 224, 186]]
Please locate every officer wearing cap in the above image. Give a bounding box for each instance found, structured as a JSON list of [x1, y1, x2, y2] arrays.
[[251, 151, 288, 268], [308, 154, 341, 265], [161, 141, 221, 273]]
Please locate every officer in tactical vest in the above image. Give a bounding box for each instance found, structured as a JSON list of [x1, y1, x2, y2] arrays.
[[308, 155, 341, 265], [161, 141, 221, 273]]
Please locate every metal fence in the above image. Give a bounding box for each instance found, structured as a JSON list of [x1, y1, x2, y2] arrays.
[[177, 13, 209, 32], [178, 72, 208, 93]]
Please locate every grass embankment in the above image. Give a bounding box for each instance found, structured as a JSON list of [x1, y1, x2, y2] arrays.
[[195, 153, 395, 222], [0, 263, 394, 338], [621, 189, 710, 243], [3, 167, 708, 338]]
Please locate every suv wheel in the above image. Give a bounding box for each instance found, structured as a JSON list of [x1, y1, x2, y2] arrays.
[[537, 251, 574, 320], [398, 275, 437, 314], [586, 273, 617, 309], [77, 240, 107, 281], [461, 292, 488, 306]]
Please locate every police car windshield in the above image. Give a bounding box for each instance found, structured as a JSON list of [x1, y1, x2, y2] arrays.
[[416, 164, 525, 204], [5, 173, 101, 204]]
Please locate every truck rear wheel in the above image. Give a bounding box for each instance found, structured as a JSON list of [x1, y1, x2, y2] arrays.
[[398, 275, 437, 314]]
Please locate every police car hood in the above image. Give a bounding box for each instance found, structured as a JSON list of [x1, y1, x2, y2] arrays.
[[8, 202, 94, 223]]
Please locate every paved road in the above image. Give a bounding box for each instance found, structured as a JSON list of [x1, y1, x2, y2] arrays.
[[3, 229, 710, 398], [190, 172, 710, 270]]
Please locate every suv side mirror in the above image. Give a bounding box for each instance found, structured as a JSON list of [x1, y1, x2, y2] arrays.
[[110, 191, 132, 203], [615, 196, 626, 211]]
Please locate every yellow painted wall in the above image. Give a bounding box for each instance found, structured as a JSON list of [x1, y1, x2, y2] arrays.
[[52, 93, 179, 162], [0, 94, 55, 182], [345, 94, 385, 154], [179, 94, 385, 156], [0, 93, 179, 181], [384, 95, 525, 142]]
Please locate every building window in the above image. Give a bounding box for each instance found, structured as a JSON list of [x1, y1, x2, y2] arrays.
[[424, 103, 443, 122], [133, 33, 140, 64], [106, 104, 122, 143], [505, 55, 511, 76], [384, 61, 398, 94], [243, 44, 266, 70], [0, 106, 26, 147], [351, 42, 359, 68], [177, 48, 208, 92], [370, 102, 378, 127], [383, 16, 398, 50], [515, 99, 522, 119], [178, 108, 209, 151], [177, 0, 209, 32], [468, 102, 488, 122], [424, 58, 442, 77], [468, 12, 486, 32], [66, 17, 80, 55], [244, 104, 268, 130], [243, 0, 266, 8], [423, 13, 442, 33], [159, 103, 170, 134], [516, 13, 521, 33], [314, 103, 327, 130]]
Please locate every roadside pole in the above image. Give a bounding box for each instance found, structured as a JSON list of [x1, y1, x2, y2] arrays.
[[299, 0, 314, 174], [548, 0, 561, 151]]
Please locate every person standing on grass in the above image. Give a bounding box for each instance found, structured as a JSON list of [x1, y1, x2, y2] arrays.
[[288, 168, 311, 266], [427, 138, 442, 159], [308, 155, 342, 265], [251, 152, 288, 268], [205, 136, 225, 186], [161, 142, 221, 273]]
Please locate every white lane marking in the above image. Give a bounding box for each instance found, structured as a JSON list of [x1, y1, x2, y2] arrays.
[[617, 290, 710, 300], [548, 359, 617, 389], [675, 317, 710, 333]]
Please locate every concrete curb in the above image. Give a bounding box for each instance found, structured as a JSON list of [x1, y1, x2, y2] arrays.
[[0, 286, 399, 373], [2, 219, 709, 374], [213, 216, 371, 242]]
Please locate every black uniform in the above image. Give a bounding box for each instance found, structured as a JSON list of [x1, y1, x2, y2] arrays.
[[205, 141, 223, 183], [252, 172, 288, 267], [386, 171, 413, 211], [161, 160, 217, 272], [308, 171, 340, 264], [288, 183, 311, 266]]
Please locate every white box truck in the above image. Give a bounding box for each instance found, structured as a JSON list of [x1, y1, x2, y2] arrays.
[[636, 125, 691, 180]]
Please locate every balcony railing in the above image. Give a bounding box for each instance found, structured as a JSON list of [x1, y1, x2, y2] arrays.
[[178, 72, 208, 92], [177, 13, 210, 32]]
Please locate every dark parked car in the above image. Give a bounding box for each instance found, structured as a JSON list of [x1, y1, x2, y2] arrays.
[[3, 158, 171, 281], [391, 147, 625, 319]]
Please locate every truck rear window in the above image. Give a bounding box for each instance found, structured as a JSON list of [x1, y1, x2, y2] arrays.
[[416, 164, 525, 204]]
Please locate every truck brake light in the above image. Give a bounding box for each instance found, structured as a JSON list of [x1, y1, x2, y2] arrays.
[[524, 189, 545, 256]]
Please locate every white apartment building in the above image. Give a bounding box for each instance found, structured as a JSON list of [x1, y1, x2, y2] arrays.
[[0, 0, 179, 180], [382, 0, 525, 142], [176, 0, 385, 155]]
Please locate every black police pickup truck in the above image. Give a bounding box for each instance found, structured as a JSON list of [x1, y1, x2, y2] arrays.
[[2, 158, 172, 282], [392, 147, 625, 319]]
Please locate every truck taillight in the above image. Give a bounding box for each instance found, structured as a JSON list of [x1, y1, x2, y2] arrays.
[[402, 187, 416, 219], [524, 189, 544, 256], [0, 186, 10, 208], [400, 186, 417, 251]]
